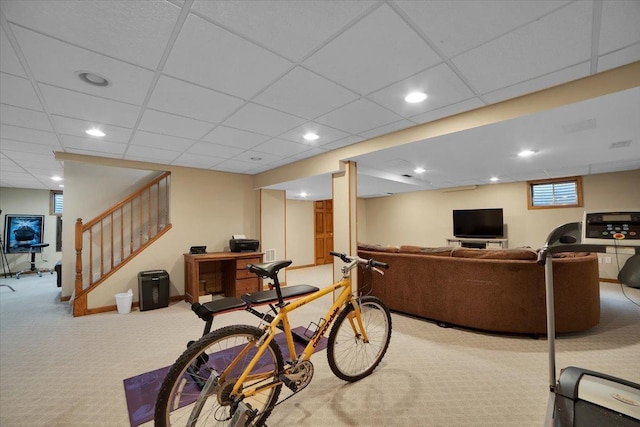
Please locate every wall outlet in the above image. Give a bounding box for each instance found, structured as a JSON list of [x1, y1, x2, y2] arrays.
[[604, 256, 612, 264], [598, 257, 603, 264]]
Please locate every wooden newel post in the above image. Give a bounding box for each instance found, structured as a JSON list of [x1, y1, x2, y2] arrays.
[[74, 218, 87, 316]]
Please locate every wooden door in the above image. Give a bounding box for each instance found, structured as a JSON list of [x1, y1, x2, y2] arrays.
[[314, 200, 333, 265]]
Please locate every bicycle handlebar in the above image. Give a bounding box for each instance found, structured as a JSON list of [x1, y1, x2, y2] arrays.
[[329, 251, 389, 271]]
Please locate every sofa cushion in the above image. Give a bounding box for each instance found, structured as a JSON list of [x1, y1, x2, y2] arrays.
[[451, 247, 538, 260], [398, 245, 455, 256], [357, 243, 400, 253], [551, 252, 591, 258]]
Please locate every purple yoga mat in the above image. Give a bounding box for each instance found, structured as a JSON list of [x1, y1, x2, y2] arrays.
[[123, 327, 327, 427]]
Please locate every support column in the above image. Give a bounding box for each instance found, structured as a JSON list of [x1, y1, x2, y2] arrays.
[[332, 161, 358, 285]]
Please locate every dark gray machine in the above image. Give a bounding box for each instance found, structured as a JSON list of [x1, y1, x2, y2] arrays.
[[538, 210, 640, 426]]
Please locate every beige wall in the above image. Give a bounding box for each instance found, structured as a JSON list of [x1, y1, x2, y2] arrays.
[[260, 189, 286, 284], [359, 169, 640, 279], [61, 159, 258, 309], [285, 199, 314, 267], [0, 187, 59, 273]]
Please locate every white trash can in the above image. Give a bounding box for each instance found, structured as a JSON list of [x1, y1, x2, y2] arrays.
[[115, 290, 133, 314]]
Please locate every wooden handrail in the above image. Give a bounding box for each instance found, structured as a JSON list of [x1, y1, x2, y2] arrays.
[[82, 171, 171, 231], [73, 172, 171, 316]]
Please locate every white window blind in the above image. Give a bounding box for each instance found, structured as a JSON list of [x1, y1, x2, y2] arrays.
[[52, 192, 63, 214], [530, 181, 577, 207]]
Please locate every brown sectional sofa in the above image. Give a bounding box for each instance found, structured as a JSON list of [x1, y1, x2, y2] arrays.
[[357, 244, 600, 335]]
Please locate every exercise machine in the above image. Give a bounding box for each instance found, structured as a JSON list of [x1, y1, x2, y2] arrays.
[[538, 210, 640, 426]]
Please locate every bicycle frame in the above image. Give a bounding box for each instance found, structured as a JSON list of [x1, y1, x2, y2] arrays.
[[225, 260, 367, 400]]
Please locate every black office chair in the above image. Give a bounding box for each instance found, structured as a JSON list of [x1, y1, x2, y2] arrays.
[[16, 243, 53, 279]]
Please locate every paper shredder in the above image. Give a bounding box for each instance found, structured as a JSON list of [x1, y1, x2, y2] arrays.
[[138, 270, 169, 311]]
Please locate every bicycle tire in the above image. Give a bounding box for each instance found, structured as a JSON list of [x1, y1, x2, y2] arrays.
[[154, 324, 283, 427], [326, 296, 392, 382]]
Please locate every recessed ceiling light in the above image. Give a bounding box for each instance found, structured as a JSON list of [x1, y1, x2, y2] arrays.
[[518, 149, 536, 157], [300, 192, 307, 198], [58, 184, 64, 188], [77, 71, 111, 87], [490, 177, 499, 182], [51, 176, 62, 181], [303, 132, 319, 141], [413, 167, 426, 174], [404, 91, 427, 103], [250, 156, 262, 161], [86, 128, 106, 137]]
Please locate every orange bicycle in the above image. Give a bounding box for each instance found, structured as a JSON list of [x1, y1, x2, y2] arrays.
[[154, 251, 391, 426]]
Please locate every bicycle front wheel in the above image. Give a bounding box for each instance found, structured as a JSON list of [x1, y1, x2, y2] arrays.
[[327, 296, 392, 382], [154, 325, 283, 427]]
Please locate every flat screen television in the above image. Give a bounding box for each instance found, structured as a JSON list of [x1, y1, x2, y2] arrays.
[[453, 208, 504, 238]]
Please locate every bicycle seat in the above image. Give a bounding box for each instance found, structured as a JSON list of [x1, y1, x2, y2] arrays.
[[246, 260, 292, 279]]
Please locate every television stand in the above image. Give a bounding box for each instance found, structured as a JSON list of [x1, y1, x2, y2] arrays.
[[446, 237, 507, 249]]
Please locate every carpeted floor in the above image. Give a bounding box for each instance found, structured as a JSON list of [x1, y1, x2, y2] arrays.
[[1, 265, 639, 426]]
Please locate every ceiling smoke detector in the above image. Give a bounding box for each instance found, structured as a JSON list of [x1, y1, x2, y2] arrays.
[[77, 71, 111, 87]]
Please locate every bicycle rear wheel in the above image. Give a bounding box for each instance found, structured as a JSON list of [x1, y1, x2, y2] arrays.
[[154, 325, 283, 427], [327, 296, 392, 382]]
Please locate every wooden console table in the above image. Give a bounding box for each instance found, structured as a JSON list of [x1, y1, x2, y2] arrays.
[[183, 252, 263, 302]]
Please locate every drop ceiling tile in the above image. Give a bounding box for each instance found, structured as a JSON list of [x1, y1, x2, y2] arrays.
[[148, 75, 245, 124], [409, 98, 485, 125], [315, 99, 402, 135], [589, 159, 640, 174], [597, 44, 640, 73], [164, 14, 293, 99], [253, 67, 358, 119], [358, 119, 416, 139], [288, 147, 328, 160], [137, 109, 214, 140], [130, 130, 196, 151], [482, 63, 590, 104], [11, 26, 155, 105], [1, 0, 181, 68], [0, 124, 59, 146], [211, 159, 257, 174], [599, 1, 640, 55], [124, 145, 181, 163], [367, 63, 475, 118], [303, 3, 441, 96], [39, 84, 141, 128], [192, 0, 376, 61], [60, 134, 127, 155], [395, 0, 570, 57], [277, 122, 350, 146], [0, 104, 53, 131], [0, 72, 42, 111], [51, 115, 132, 143], [452, 1, 592, 94], [0, 156, 22, 172], [64, 148, 122, 160], [252, 138, 312, 157], [320, 135, 365, 151], [1, 149, 57, 164], [186, 141, 244, 158], [0, 139, 55, 155], [201, 126, 269, 150], [222, 103, 306, 137], [0, 26, 26, 77], [231, 150, 281, 165], [171, 152, 224, 169]]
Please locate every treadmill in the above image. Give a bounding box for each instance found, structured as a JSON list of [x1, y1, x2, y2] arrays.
[[538, 210, 640, 426]]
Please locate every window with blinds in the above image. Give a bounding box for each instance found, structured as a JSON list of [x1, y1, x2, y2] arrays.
[[527, 176, 583, 210], [50, 190, 63, 215]]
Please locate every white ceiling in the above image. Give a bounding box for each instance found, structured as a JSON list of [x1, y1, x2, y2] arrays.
[[0, 0, 639, 200]]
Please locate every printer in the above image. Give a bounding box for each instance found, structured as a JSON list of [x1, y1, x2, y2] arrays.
[[229, 235, 260, 252]]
